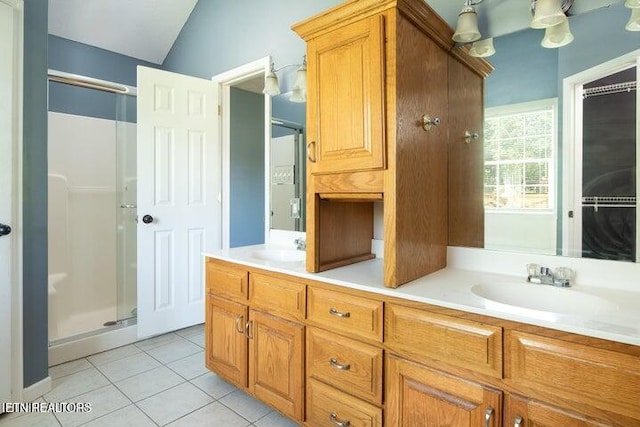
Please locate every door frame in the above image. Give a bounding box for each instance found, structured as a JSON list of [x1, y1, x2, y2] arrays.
[[3, 0, 24, 402], [561, 49, 640, 258], [211, 57, 271, 248]]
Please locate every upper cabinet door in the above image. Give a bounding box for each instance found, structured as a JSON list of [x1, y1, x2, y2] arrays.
[[307, 15, 386, 175]]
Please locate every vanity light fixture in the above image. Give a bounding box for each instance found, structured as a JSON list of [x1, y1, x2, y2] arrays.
[[625, 0, 640, 31], [469, 38, 495, 57], [263, 56, 307, 103], [453, 0, 484, 43], [530, 0, 568, 29], [541, 19, 574, 47]]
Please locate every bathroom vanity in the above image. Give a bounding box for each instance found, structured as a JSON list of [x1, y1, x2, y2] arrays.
[[204, 248, 640, 426]]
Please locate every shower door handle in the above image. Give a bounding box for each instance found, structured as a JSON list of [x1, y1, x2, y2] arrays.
[[0, 223, 11, 237], [120, 204, 137, 209], [142, 215, 154, 224]]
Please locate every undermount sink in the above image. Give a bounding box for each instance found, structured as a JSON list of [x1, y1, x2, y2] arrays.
[[250, 249, 306, 263], [471, 282, 619, 316]]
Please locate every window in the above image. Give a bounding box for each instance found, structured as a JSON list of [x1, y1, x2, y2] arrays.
[[484, 99, 557, 210]]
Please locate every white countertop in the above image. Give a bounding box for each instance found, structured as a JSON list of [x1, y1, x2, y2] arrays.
[[204, 244, 640, 347]]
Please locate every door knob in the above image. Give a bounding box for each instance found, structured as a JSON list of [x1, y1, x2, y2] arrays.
[[0, 223, 11, 237], [142, 215, 154, 224]]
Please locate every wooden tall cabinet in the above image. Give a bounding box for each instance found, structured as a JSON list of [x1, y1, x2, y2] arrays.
[[448, 54, 486, 248], [293, 0, 492, 287]]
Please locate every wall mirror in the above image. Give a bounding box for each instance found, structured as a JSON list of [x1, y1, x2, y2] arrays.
[[471, 1, 639, 263], [270, 95, 306, 232]]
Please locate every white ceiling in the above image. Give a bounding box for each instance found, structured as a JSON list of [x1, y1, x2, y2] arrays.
[[48, 0, 620, 66], [48, 0, 198, 64]]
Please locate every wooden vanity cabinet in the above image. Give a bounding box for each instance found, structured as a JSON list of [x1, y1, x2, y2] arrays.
[[205, 258, 640, 426], [505, 394, 611, 427], [293, 0, 492, 287], [205, 260, 305, 422], [386, 355, 502, 427], [205, 295, 248, 388], [305, 285, 384, 427]]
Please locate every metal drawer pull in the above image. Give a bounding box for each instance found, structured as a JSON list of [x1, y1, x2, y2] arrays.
[[307, 141, 317, 163], [329, 412, 350, 427], [514, 416, 523, 427], [485, 407, 494, 427], [245, 320, 253, 339], [329, 358, 351, 371], [234, 315, 244, 334], [329, 308, 350, 318]]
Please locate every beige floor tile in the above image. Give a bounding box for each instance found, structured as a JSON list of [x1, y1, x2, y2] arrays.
[[114, 366, 184, 402], [137, 382, 213, 426], [166, 351, 207, 380], [96, 352, 160, 383], [45, 368, 110, 402], [166, 402, 249, 427], [53, 385, 130, 427]]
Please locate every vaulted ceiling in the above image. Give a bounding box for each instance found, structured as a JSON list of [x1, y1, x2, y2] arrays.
[[48, 0, 619, 65]]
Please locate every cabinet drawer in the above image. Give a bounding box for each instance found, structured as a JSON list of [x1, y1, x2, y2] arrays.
[[306, 378, 382, 427], [307, 327, 383, 405], [385, 304, 502, 378], [206, 258, 248, 301], [249, 272, 306, 322], [509, 331, 640, 421], [307, 286, 383, 342]]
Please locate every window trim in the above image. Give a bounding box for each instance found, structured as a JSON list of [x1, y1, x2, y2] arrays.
[[484, 97, 558, 213]]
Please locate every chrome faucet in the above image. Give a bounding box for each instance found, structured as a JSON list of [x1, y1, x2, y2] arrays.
[[527, 264, 574, 287], [294, 238, 306, 251]]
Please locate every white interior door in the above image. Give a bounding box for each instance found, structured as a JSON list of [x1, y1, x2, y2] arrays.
[[0, 0, 19, 404], [137, 66, 220, 338]]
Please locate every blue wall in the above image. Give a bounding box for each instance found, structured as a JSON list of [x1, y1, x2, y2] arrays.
[[230, 88, 265, 247], [162, 0, 341, 84], [558, 2, 640, 82], [48, 35, 157, 122], [485, 28, 559, 108], [23, 0, 49, 388]]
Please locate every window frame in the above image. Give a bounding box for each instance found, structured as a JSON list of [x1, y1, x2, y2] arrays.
[[484, 97, 558, 214]]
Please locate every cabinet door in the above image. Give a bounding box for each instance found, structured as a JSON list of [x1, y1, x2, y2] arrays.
[[248, 310, 304, 422], [448, 56, 485, 248], [307, 14, 386, 174], [506, 394, 610, 427], [205, 295, 248, 388], [386, 355, 501, 427]]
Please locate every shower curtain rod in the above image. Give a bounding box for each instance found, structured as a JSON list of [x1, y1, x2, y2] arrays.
[[48, 69, 137, 96], [271, 117, 304, 131]]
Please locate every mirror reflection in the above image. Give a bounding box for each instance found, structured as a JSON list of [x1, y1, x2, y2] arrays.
[[270, 117, 306, 232], [478, 1, 639, 262]]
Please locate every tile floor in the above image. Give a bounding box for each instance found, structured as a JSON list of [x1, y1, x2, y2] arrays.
[[0, 324, 299, 427]]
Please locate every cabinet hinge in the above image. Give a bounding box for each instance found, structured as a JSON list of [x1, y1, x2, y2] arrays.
[[218, 105, 221, 116]]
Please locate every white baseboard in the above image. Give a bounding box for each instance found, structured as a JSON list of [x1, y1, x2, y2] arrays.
[[22, 376, 51, 402]]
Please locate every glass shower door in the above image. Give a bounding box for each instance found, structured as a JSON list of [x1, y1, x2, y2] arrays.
[[116, 93, 137, 321]]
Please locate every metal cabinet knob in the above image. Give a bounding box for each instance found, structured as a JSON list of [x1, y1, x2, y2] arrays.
[[464, 130, 480, 144], [422, 114, 441, 131]]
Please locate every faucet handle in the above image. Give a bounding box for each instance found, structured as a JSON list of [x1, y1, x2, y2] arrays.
[[527, 263, 541, 277], [553, 267, 574, 287]]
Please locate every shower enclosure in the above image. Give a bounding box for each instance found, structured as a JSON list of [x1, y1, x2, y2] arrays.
[[47, 71, 137, 345]]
